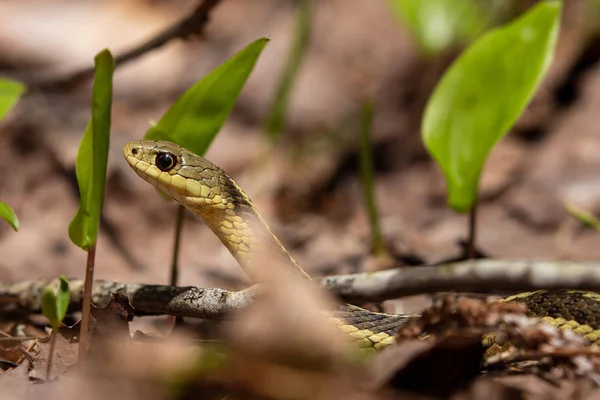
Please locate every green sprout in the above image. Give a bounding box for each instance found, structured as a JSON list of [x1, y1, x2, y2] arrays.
[[421, 2, 561, 257], [40, 276, 70, 380], [0, 202, 19, 232], [68, 49, 115, 360], [0, 78, 26, 232]]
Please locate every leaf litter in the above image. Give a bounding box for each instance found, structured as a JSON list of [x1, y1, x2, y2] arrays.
[[5, 274, 600, 398]]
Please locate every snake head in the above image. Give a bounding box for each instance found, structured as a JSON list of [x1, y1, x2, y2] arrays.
[[123, 140, 251, 211], [123, 140, 308, 279]]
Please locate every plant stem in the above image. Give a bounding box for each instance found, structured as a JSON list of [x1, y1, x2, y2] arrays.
[[170, 205, 185, 287], [467, 201, 478, 259], [359, 101, 389, 258], [265, 0, 313, 140], [46, 329, 57, 381], [78, 243, 96, 361]]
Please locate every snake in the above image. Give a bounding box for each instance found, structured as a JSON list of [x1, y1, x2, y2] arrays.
[[123, 140, 600, 350]]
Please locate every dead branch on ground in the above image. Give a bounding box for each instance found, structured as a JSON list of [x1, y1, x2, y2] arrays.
[[25, 0, 222, 91], [4, 259, 600, 318]]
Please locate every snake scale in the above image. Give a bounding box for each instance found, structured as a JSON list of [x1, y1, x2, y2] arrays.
[[123, 140, 600, 350]]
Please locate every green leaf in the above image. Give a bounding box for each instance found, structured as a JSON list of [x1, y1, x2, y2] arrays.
[[145, 38, 269, 156], [56, 276, 71, 323], [41, 288, 59, 329], [265, 0, 312, 140], [0, 201, 19, 231], [40, 276, 71, 330], [565, 203, 600, 231], [69, 50, 114, 249], [387, 0, 485, 56], [0, 78, 25, 121], [422, 1, 561, 212]]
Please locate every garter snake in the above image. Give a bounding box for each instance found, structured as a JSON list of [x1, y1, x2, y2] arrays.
[[123, 140, 600, 350]]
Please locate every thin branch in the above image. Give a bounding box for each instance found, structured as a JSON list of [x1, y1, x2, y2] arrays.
[[0, 279, 257, 319], [5, 260, 600, 317], [27, 0, 222, 91], [320, 259, 600, 303]]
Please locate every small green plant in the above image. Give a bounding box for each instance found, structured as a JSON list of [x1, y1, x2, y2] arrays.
[[0, 77, 25, 120], [0, 78, 25, 231], [0, 201, 19, 232], [68, 49, 115, 359], [40, 276, 70, 380], [387, 0, 486, 56], [421, 1, 561, 257], [565, 203, 600, 231], [358, 101, 390, 261], [144, 38, 269, 286], [265, 0, 313, 141]]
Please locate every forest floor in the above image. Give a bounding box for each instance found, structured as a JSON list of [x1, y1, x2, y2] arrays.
[[2, 1, 600, 398]]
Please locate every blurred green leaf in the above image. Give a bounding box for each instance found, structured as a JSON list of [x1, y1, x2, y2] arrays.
[[56, 276, 71, 323], [145, 38, 269, 156], [41, 289, 59, 329], [41, 276, 70, 329], [0, 78, 25, 121], [590, 0, 600, 11], [422, 2, 561, 212], [69, 50, 114, 249], [565, 203, 600, 230], [388, 0, 485, 56], [266, 0, 312, 140], [0, 201, 19, 231], [166, 344, 229, 397]]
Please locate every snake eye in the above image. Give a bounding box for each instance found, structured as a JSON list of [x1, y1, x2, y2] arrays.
[[155, 152, 177, 172]]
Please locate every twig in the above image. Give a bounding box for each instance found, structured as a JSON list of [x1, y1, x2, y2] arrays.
[[0, 336, 41, 344], [26, 0, 222, 91], [484, 348, 600, 370], [320, 259, 600, 303], [0, 279, 257, 319]]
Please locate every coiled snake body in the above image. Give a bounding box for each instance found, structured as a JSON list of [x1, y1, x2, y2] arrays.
[[123, 140, 600, 350]]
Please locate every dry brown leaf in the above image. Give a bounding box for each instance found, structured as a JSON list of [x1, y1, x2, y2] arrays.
[[370, 333, 485, 398], [0, 361, 34, 400], [89, 292, 134, 343], [29, 332, 77, 382]]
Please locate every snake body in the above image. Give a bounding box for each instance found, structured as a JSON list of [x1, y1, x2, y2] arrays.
[[123, 140, 600, 350]]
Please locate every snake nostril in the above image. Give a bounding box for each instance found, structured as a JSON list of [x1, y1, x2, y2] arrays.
[[131, 148, 138, 155]]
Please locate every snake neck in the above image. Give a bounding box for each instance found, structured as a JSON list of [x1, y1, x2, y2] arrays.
[[183, 199, 312, 281]]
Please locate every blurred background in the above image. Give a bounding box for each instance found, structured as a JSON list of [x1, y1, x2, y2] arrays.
[[0, 0, 599, 307]]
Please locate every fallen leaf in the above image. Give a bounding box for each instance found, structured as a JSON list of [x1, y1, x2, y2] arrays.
[[29, 332, 77, 382], [371, 333, 485, 397]]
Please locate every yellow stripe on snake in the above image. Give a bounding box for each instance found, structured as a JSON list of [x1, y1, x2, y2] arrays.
[[123, 140, 600, 350]]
